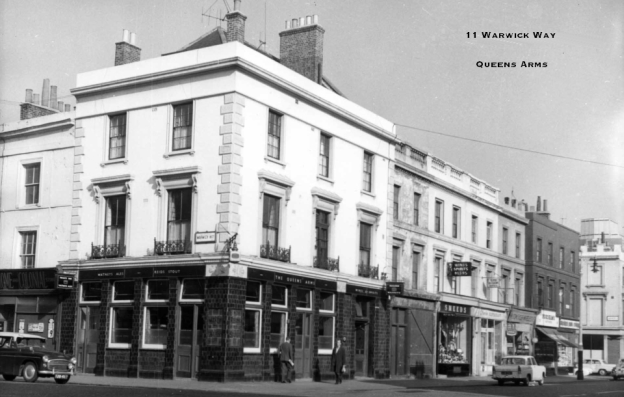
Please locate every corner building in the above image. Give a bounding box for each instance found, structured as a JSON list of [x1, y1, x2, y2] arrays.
[[58, 9, 395, 382]]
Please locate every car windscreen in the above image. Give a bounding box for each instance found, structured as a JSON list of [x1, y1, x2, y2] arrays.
[[500, 358, 525, 365], [0, 337, 11, 348], [16, 337, 46, 348]]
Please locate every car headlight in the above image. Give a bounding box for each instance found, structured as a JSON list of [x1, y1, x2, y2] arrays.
[[42, 355, 50, 363], [68, 363, 74, 370], [70, 357, 77, 365]]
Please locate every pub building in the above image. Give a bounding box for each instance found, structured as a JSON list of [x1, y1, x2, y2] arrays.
[[505, 307, 538, 356], [59, 256, 389, 381], [534, 309, 579, 375], [0, 268, 74, 352]]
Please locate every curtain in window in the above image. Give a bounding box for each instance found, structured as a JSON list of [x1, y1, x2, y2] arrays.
[[168, 188, 192, 241], [105, 196, 126, 245], [316, 210, 329, 260], [173, 104, 193, 150], [262, 195, 280, 246], [109, 114, 126, 159], [359, 223, 371, 266], [267, 111, 281, 159]]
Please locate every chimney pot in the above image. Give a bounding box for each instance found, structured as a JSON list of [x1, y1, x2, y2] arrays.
[[64, 104, 71, 112], [313, 15, 318, 24], [41, 78, 50, 108], [58, 101, 64, 111], [306, 15, 313, 25], [299, 17, 305, 26], [530, 205, 535, 212], [25, 89, 33, 103], [233, 0, 241, 11], [536, 196, 541, 212], [122, 29, 130, 42], [285, 20, 291, 29], [33, 93, 40, 105], [292, 18, 299, 28], [50, 85, 58, 110], [543, 199, 548, 212], [130, 32, 136, 45]]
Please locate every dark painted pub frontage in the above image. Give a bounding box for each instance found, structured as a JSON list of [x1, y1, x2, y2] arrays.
[[57, 256, 390, 382]]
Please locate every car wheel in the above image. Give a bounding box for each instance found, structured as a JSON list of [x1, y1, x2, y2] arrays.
[[498, 379, 505, 386], [538, 374, 545, 386], [54, 376, 70, 385], [22, 363, 38, 383], [3, 374, 17, 381], [599, 369, 607, 376], [514, 381, 519, 385]]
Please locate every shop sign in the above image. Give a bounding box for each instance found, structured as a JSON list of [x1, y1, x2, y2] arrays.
[[440, 303, 469, 315], [559, 319, 580, 329], [195, 231, 216, 244], [392, 297, 435, 311], [508, 308, 537, 324], [247, 268, 338, 291], [386, 282, 404, 295], [607, 316, 619, 321], [536, 309, 559, 328], [0, 269, 56, 290], [506, 323, 517, 336], [47, 319, 54, 338], [486, 277, 500, 288], [447, 262, 472, 277], [346, 284, 381, 297], [472, 308, 506, 320], [80, 265, 206, 280], [56, 274, 75, 289], [28, 323, 44, 333]]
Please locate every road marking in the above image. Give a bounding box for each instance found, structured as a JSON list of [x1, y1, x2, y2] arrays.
[[597, 392, 623, 395]]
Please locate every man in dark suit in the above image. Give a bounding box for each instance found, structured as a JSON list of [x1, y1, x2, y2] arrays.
[[331, 338, 346, 384], [278, 336, 293, 383]]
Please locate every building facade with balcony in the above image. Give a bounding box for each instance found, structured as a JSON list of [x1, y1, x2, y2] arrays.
[[0, 111, 76, 351], [579, 218, 624, 365], [524, 201, 581, 375], [388, 142, 532, 378], [57, 7, 395, 382]]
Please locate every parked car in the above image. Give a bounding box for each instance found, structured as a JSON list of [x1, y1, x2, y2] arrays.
[[0, 332, 76, 384], [492, 355, 546, 386], [612, 362, 624, 380], [573, 365, 592, 377], [582, 359, 616, 376]]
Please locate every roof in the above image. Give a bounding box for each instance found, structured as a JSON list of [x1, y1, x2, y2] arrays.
[[162, 27, 344, 97], [0, 332, 46, 340]]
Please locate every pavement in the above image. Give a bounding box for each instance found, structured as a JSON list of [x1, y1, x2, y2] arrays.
[[61, 372, 611, 397]]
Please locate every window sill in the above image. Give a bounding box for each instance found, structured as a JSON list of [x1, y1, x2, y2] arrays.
[[244, 348, 262, 354], [141, 345, 166, 350], [318, 349, 333, 355], [17, 204, 41, 210], [108, 344, 130, 349], [264, 156, 286, 167], [361, 190, 376, 198], [100, 158, 128, 167], [317, 175, 334, 184], [164, 149, 195, 158]]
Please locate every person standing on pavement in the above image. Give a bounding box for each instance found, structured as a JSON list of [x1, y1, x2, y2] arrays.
[[278, 336, 294, 383], [331, 338, 346, 384]]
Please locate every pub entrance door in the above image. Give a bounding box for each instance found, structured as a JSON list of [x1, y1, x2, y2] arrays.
[[294, 313, 312, 378], [176, 305, 203, 378], [77, 306, 100, 373], [354, 321, 369, 376]]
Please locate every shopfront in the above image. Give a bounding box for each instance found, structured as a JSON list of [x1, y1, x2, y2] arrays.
[[437, 302, 472, 377], [557, 318, 580, 373], [0, 268, 73, 352], [535, 309, 578, 375], [506, 308, 537, 356], [472, 307, 506, 376]]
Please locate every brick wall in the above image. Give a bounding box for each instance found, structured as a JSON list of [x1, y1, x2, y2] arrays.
[[162, 278, 178, 379], [139, 350, 166, 378], [20, 103, 57, 120], [105, 350, 131, 377], [279, 24, 325, 83], [371, 297, 390, 379], [59, 288, 78, 355], [225, 11, 246, 43], [114, 42, 141, 66], [128, 279, 144, 378], [94, 280, 110, 376]]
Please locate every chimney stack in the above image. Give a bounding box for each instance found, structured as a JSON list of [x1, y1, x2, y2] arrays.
[[225, 0, 247, 43], [115, 29, 141, 66], [536, 196, 541, 212], [58, 101, 64, 111], [543, 199, 548, 212], [279, 14, 324, 83], [50, 85, 58, 110], [65, 104, 71, 112], [25, 89, 33, 103], [41, 78, 50, 108], [33, 93, 40, 105]]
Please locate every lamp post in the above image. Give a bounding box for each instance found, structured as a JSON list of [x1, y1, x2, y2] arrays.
[[577, 256, 586, 380]]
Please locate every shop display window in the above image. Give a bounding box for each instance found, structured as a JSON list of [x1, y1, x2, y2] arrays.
[[296, 289, 312, 310], [109, 307, 133, 348], [320, 291, 334, 312], [81, 282, 102, 303], [438, 316, 468, 363], [112, 280, 134, 302], [243, 309, 261, 352], [143, 306, 168, 348], [246, 281, 261, 304], [269, 312, 287, 350], [318, 316, 334, 351], [557, 345, 573, 367], [272, 285, 287, 307], [146, 280, 169, 302], [180, 279, 204, 301], [480, 319, 502, 365]]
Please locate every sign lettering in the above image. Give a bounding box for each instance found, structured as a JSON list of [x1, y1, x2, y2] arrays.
[[441, 303, 469, 315], [386, 282, 404, 295], [81, 266, 205, 280], [195, 231, 216, 244], [0, 269, 56, 290], [248, 268, 337, 291], [447, 262, 473, 277], [56, 274, 75, 289]]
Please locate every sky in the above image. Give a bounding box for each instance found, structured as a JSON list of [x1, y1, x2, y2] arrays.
[[1, 0, 622, 233]]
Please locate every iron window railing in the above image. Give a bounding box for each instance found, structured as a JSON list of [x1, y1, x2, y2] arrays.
[[313, 256, 340, 272], [260, 243, 291, 263], [358, 263, 379, 279], [154, 238, 191, 255], [91, 243, 126, 259]]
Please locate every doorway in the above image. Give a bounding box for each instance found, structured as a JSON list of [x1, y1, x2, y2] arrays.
[[77, 306, 100, 373], [390, 308, 407, 376], [176, 305, 203, 378], [294, 313, 312, 378], [354, 321, 369, 376]]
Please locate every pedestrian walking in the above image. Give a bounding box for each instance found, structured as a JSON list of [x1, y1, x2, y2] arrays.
[[278, 336, 294, 383], [331, 338, 346, 384]]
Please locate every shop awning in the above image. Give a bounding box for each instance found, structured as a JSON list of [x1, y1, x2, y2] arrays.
[[536, 327, 579, 348]]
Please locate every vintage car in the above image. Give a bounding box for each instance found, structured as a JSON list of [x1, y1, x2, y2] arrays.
[[492, 355, 546, 386], [573, 365, 592, 377], [582, 359, 616, 376], [611, 362, 624, 380], [0, 332, 76, 383]]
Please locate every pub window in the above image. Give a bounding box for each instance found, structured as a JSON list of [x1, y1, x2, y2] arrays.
[[315, 210, 330, 264], [109, 307, 133, 348], [81, 282, 102, 303], [270, 285, 288, 351], [180, 278, 205, 301], [244, 280, 262, 353], [105, 195, 126, 247], [272, 285, 288, 308], [246, 281, 262, 304], [112, 280, 134, 302], [262, 194, 281, 248], [359, 222, 372, 276], [318, 291, 335, 354], [146, 279, 169, 302], [296, 289, 312, 310], [143, 306, 168, 349]]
